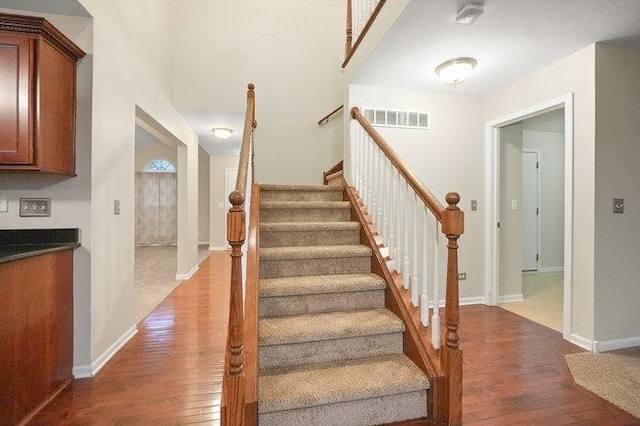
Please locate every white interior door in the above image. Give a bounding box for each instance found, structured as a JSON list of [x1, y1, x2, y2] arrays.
[[522, 151, 539, 271]]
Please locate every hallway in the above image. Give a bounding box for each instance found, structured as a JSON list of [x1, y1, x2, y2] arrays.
[[30, 253, 639, 425]]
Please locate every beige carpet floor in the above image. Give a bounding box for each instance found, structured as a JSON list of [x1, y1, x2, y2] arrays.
[[566, 347, 640, 418], [500, 271, 563, 332], [135, 245, 210, 324]]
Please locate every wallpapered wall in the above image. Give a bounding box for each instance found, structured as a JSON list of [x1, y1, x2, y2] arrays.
[[135, 172, 178, 245]]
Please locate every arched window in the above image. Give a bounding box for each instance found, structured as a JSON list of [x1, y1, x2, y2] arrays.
[[144, 159, 175, 172]]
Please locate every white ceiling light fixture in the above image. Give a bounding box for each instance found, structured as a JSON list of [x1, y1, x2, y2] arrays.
[[455, 3, 484, 25], [212, 127, 233, 139], [435, 57, 477, 86]]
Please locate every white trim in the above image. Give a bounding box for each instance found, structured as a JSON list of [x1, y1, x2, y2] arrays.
[[176, 264, 199, 280], [429, 296, 486, 307], [499, 294, 524, 303], [569, 333, 594, 351], [484, 94, 574, 342], [208, 245, 228, 251], [73, 326, 138, 378], [593, 336, 640, 353], [540, 266, 564, 273], [522, 148, 541, 272]]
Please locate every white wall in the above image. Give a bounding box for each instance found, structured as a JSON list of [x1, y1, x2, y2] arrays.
[[499, 123, 523, 299], [77, 0, 200, 373], [209, 155, 240, 250], [198, 147, 210, 244], [171, 0, 345, 185], [135, 141, 177, 171], [594, 44, 640, 346], [483, 44, 596, 343], [522, 128, 564, 271], [349, 84, 484, 301]]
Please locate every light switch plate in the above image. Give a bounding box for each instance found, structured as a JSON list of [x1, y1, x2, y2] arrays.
[[20, 198, 51, 217], [0, 196, 8, 213]]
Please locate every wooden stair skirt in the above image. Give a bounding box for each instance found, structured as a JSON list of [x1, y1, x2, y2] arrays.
[[252, 183, 441, 426]]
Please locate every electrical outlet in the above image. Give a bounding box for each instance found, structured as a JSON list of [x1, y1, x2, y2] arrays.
[[0, 196, 8, 213], [458, 272, 467, 280], [19, 198, 51, 217]]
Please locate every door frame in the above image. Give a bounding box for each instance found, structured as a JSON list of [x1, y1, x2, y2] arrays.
[[522, 148, 541, 272], [484, 94, 573, 340]]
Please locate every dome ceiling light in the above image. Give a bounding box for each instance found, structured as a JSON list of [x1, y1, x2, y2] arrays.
[[435, 57, 477, 87], [212, 127, 233, 139], [455, 3, 484, 25]]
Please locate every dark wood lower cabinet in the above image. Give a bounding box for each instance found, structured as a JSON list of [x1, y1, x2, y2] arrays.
[[0, 251, 73, 426]]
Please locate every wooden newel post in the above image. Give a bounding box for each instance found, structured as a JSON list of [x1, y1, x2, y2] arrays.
[[346, 0, 353, 58], [440, 192, 464, 425], [223, 190, 246, 426]]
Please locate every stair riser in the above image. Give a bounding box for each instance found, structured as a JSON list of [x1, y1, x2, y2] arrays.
[[261, 229, 360, 248], [259, 290, 384, 318], [261, 207, 350, 223], [260, 333, 402, 370], [261, 190, 343, 202], [259, 390, 428, 426], [260, 257, 370, 278]]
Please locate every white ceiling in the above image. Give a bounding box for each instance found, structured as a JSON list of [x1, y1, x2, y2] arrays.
[[179, 110, 245, 157], [353, 0, 640, 95], [0, 0, 90, 17]]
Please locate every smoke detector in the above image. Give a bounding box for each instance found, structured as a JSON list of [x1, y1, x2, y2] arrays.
[[455, 3, 484, 25]]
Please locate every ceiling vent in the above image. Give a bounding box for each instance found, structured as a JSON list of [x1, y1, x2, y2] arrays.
[[455, 3, 484, 25], [363, 108, 430, 130]]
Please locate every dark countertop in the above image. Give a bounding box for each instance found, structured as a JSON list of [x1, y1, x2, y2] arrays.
[[0, 228, 80, 265]]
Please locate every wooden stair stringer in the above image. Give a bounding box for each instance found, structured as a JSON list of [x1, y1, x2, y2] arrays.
[[342, 178, 447, 424]]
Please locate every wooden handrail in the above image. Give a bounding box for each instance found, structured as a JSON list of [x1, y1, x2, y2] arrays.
[[350, 105, 464, 424], [221, 83, 257, 426], [342, 0, 387, 68], [318, 104, 344, 125], [323, 160, 344, 184], [350, 106, 445, 221]]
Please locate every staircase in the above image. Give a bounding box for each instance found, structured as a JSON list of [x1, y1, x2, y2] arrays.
[[257, 184, 430, 426]]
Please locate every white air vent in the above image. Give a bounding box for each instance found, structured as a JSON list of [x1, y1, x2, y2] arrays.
[[363, 108, 430, 130]]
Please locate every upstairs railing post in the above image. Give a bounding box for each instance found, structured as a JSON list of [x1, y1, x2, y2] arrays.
[[345, 0, 353, 58], [440, 192, 464, 425], [224, 191, 246, 426]]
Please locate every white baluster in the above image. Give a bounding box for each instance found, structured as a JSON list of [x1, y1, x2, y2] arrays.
[[403, 182, 411, 289], [376, 145, 384, 232], [395, 170, 402, 273], [368, 139, 377, 226], [431, 220, 441, 349], [362, 135, 369, 207], [388, 164, 395, 263], [381, 156, 388, 247], [411, 191, 419, 307], [353, 124, 360, 195], [421, 204, 430, 326]]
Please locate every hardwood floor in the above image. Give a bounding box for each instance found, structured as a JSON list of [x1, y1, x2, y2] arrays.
[[30, 251, 230, 425], [29, 253, 640, 425]]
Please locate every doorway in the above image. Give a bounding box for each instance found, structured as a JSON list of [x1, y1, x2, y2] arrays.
[[484, 95, 573, 339]]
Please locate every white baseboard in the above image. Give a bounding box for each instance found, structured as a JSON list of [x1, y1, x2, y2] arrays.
[[540, 266, 564, 273], [461, 296, 486, 306], [499, 294, 524, 303], [593, 336, 640, 352], [569, 333, 593, 351], [73, 325, 138, 378], [208, 245, 228, 251], [175, 264, 199, 280]]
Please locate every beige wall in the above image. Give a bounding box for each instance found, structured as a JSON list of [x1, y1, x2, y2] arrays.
[[135, 141, 178, 171], [499, 123, 523, 299], [209, 155, 240, 249], [349, 84, 484, 301], [483, 44, 596, 343], [594, 44, 640, 346], [171, 0, 345, 184], [198, 147, 210, 244]]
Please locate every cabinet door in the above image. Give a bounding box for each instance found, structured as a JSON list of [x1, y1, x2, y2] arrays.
[[0, 33, 33, 165]]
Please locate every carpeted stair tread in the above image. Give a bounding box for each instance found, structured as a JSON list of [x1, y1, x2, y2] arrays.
[[259, 308, 403, 346], [261, 184, 343, 192], [260, 221, 360, 232], [261, 201, 350, 209], [259, 273, 385, 297], [258, 354, 430, 414], [261, 245, 371, 261]]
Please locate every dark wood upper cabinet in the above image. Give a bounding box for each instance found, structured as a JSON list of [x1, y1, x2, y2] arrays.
[[0, 13, 85, 175]]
